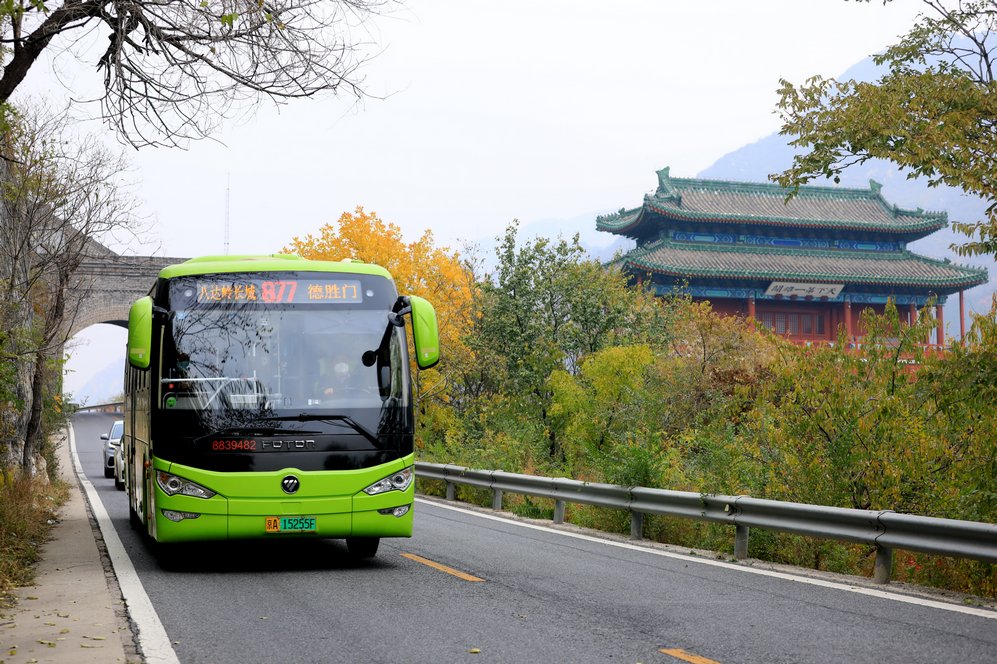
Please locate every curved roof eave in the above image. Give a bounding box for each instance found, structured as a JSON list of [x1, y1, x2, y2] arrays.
[[621, 242, 988, 291], [642, 203, 946, 236]]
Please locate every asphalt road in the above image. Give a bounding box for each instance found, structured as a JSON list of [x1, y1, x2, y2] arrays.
[[70, 411, 997, 664]]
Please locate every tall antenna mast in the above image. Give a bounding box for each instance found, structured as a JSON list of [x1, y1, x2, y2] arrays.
[[223, 174, 231, 255]]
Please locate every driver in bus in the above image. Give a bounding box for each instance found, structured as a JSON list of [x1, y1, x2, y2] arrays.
[[171, 352, 193, 388], [319, 354, 364, 396], [176, 352, 191, 378]]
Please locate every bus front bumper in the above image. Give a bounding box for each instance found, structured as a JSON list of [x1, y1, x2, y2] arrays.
[[152, 463, 415, 543]]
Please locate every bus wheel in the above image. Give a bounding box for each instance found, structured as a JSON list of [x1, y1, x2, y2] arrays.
[[129, 502, 142, 530], [346, 537, 379, 559]]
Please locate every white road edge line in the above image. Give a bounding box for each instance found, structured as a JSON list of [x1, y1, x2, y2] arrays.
[[416, 496, 997, 620], [69, 423, 182, 664]]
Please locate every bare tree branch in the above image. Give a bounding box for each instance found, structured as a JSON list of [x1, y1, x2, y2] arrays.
[[0, 0, 391, 147], [0, 99, 145, 473]]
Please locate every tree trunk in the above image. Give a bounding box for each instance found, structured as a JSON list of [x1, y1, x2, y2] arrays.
[[0, 313, 35, 471], [22, 264, 71, 479], [21, 347, 47, 479]]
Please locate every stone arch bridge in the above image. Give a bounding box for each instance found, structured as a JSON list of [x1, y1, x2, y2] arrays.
[[70, 246, 189, 339]]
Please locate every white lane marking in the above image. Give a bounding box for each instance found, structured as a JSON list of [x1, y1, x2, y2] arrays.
[[69, 423, 182, 664], [416, 497, 997, 621]]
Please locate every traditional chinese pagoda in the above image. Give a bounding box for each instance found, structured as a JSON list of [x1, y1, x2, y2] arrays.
[[599, 168, 989, 344]]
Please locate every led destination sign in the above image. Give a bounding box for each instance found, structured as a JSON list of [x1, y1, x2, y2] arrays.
[[195, 279, 363, 304]]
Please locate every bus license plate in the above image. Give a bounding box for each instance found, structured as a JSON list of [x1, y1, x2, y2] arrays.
[[265, 517, 316, 533]]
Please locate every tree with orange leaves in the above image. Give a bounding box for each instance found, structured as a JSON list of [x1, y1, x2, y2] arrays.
[[283, 207, 476, 436]]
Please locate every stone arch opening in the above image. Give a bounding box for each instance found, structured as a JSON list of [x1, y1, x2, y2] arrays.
[[66, 253, 189, 339]]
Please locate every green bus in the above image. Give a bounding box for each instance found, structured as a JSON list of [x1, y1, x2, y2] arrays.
[[122, 254, 438, 557]]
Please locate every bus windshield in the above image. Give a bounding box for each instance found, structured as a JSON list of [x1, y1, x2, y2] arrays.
[[160, 273, 409, 419]]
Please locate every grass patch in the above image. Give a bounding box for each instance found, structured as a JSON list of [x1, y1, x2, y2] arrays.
[[0, 474, 68, 607], [508, 495, 554, 520]]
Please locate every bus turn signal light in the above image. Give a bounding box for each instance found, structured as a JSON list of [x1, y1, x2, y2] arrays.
[[377, 505, 410, 518], [162, 510, 201, 523]]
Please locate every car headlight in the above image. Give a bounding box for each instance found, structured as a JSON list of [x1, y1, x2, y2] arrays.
[[362, 466, 413, 495], [156, 471, 216, 499]]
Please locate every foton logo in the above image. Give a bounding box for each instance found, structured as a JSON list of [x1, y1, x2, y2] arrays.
[[281, 475, 300, 495], [262, 439, 316, 451]]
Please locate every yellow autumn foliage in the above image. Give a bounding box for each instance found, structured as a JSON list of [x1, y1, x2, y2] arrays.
[[283, 207, 476, 412]]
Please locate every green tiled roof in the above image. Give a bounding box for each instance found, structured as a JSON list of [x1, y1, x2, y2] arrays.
[[619, 237, 987, 292], [597, 167, 948, 239]]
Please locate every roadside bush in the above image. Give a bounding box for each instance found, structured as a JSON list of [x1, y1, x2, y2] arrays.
[[0, 475, 67, 602], [414, 228, 997, 598]]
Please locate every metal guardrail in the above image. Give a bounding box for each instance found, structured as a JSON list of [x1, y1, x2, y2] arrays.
[[415, 462, 997, 584], [72, 401, 124, 412]]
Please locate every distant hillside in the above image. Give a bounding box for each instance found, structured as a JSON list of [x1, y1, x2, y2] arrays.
[[470, 212, 636, 271], [69, 358, 123, 406]]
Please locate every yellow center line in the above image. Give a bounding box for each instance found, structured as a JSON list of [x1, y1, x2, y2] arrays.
[[400, 553, 485, 581], [659, 649, 723, 664]]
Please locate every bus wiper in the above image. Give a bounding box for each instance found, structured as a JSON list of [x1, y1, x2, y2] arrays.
[[268, 414, 381, 447], [207, 426, 323, 437]]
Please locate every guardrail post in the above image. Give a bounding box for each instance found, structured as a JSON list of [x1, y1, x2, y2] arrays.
[[630, 511, 643, 540], [446, 481, 455, 501], [553, 500, 565, 524], [734, 525, 750, 559], [874, 545, 893, 584], [492, 489, 503, 511]]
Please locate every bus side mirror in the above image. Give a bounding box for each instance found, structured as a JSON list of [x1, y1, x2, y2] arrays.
[[128, 297, 153, 370], [408, 296, 439, 370]]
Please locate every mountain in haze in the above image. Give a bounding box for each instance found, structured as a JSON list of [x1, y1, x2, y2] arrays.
[[469, 212, 636, 272], [68, 358, 123, 405]]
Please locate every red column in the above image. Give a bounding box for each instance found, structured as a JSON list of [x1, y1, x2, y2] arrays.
[[747, 294, 756, 331], [936, 304, 944, 347], [844, 297, 852, 346], [909, 302, 916, 327], [959, 290, 965, 340]]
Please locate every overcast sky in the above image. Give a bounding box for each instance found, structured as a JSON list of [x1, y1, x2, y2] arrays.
[[52, 0, 926, 399]]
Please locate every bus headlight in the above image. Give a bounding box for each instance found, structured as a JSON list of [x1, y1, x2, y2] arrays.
[[156, 471, 216, 499], [362, 466, 413, 495]]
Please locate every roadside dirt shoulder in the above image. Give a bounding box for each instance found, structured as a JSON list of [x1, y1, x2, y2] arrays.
[[0, 432, 139, 664]]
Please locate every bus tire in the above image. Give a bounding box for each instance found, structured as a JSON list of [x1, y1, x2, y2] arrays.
[[129, 502, 142, 530], [346, 537, 379, 559]]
